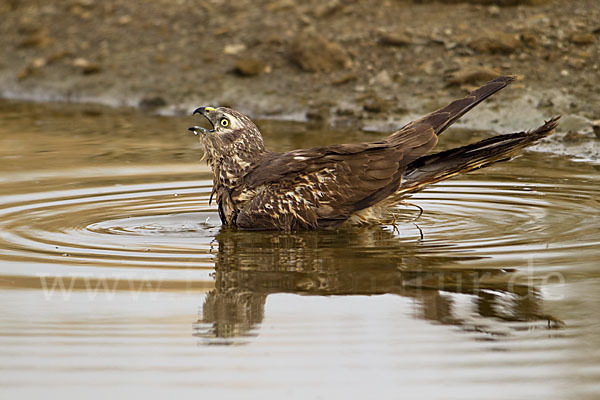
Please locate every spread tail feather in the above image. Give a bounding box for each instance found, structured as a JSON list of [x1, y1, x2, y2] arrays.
[[397, 116, 560, 196]]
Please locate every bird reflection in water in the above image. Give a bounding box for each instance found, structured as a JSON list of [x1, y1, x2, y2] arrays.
[[193, 226, 562, 344]]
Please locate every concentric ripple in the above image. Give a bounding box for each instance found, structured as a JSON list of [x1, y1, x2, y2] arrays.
[[0, 168, 220, 271], [2, 101, 600, 399], [0, 158, 598, 278], [414, 179, 600, 259]]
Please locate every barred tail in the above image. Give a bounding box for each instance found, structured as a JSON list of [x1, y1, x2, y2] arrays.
[[398, 116, 560, 195]]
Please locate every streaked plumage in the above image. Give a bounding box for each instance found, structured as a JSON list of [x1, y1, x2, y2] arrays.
[[189, 76, 559, 230]]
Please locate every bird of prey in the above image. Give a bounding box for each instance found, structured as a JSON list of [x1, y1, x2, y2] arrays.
[[189, 76, 559, 231]]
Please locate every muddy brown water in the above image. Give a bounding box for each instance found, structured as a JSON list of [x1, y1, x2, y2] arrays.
[[1, 100, 599, 399]]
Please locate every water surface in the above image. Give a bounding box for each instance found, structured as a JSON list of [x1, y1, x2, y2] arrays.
[[1, 100, 599, 399]]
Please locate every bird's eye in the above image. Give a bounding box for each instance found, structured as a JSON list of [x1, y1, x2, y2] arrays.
[[220, 118, 229, 127]]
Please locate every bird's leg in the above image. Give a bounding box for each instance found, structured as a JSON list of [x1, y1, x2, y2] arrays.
[[390, 211, 401, 235], [413, 223, 424, 241], [403, 201, 424, 222]]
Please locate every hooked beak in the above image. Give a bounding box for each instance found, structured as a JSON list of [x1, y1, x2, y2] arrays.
[[188, 106, 215, 135], [187, 126, 209, 135]]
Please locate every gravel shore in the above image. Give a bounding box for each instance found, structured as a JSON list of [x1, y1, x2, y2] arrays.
[[1, 0, 599, 158]]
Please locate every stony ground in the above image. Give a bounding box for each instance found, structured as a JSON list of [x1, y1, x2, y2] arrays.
[[1, 0, 599, 147]]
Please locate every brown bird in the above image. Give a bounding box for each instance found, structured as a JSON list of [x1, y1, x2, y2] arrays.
[[189, 76, 559, 231]]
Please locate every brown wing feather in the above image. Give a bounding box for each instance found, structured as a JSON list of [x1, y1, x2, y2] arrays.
[[402, 75, 515, 136], [230, 77, 516, 230], [235, 125, 437, 230]]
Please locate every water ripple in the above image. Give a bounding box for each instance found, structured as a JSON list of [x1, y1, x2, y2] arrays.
[[0, 163, 597, 278], [0, 170, 219, 269]]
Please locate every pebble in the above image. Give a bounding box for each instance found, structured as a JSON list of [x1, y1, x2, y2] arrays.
[[313, 0, 342, 18], [289, 33, 351, 73], [520, 30, 538, 47], [378, 32, 412, 47], [570, 33, 595, 45], [561, 131, 587, 144], [46, 50, 71, 64], [233, 57, 268, 77], [223, 44, 247, 55], [266, 0, 295, 12], [17, 59, 43, 80], [72, 58, 101, 74], [362, 95, 391, 113], [371, 70, 393, 86], [31, 58, 46, 69], [445, 66, 501, 86], [592, 119, 600, 139], [332, 72, 358, 85], [487, 5, 501, 16], [469, 32, 521, 54], [18, 30, 52, 48], [305, 103, 331, 124], [139, 96, 167, 110], [592, 120, 600, 139], [560, 114, 591, 133], [118, 15, 132, 25]]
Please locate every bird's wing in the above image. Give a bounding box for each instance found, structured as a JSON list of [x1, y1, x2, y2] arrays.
[[234, 124, 437, 230], [401, 75, 515, 136]]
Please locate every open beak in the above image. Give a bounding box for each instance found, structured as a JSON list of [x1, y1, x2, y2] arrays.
[[188, 106, 215, 135], [188, 125, 210, 135]]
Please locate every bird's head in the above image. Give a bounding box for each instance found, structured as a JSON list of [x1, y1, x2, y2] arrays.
[[188, 106, 266, 167], [189, 106, 260, 138]]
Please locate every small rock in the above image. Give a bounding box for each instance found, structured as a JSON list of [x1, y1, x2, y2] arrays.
[[17, 69, 30, 81], [372, 70, 392, 86], [567, 58, 586, 69], [335, 108, 356, 116], [17, 58, 47, 80], [562, 131, 587, 144], [266, 0, 295, 12], [418, 60, 435, 75], [139, 96, 167, 110], [332, 72, 358, 85], [537, 97, 554, 108], [118, 15, 132, 25], [487, 5, 501, 16], [233, 57, 267, 77], [289, 33, 352, 73], [592, 120, 600, 139], [71, 5, 91, 20], [469, 32, 521, 54], [72, 58, 101, 74], [519, 29, 539, 47], [570, 33, 595, 45], [75, 0, 95, 8], [223, 43, 247, 55], [46, 50, 71, 64], [18, 30, 52, 48], [560, 114, 590, 133], [363, 95, 391, 113], [445, 66, 501, 86], [314, 0, 342, 18], [544, 51, 561, 62], [17, 21, 43, 35], [305, 104, 331, 124], [378, 32, 412, 47], [31, 57, 46, 69]]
